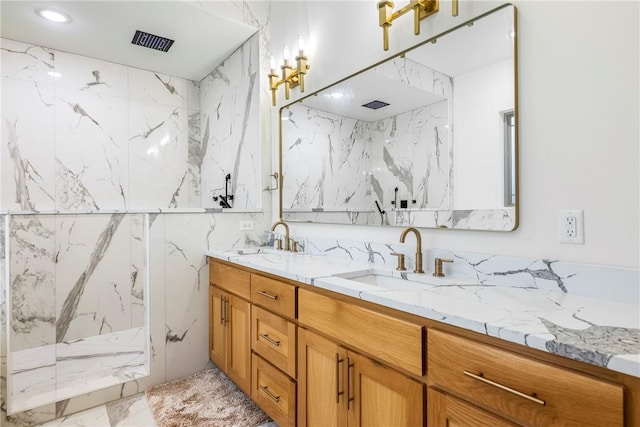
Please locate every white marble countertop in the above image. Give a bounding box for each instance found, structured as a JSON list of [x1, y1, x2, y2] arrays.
[[206, 248, 640, 378]]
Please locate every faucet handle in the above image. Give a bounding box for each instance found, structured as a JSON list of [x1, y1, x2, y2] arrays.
[[433, 258, 453, 277], [289, 239, 298, 253], [275, 238, 283, 251], [390, 252, 407, 271]]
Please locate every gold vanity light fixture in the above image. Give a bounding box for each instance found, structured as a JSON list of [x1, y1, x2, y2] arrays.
[[268, 37, 310, 106], [377, 0, 439, 51]]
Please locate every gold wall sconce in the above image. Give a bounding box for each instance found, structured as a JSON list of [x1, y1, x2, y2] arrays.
[[377, 0, 439, 50], [268, 38, 310, 106]]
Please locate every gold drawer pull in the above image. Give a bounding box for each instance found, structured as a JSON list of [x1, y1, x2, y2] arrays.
[[259, 333, 280, 347], [258, 385, 281, 403], [257, 290, 278, 300], [464, 371, 545, 406]]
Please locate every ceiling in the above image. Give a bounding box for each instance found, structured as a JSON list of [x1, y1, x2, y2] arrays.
[[0, 1, 258, 81]]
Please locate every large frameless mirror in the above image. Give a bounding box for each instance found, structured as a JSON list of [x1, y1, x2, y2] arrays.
[[280, 4, 517, 231]]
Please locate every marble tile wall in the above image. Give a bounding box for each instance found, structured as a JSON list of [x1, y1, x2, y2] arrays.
[[281, 56, 452, 218], [6, 213, 147, 414], [0, 15, 271, 424], [300, 235, 640, 304], [0, 39, 202, 212], [200, 33, 262, 211]]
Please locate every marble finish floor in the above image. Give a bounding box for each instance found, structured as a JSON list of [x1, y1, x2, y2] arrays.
[[35, 386, 278, 427]]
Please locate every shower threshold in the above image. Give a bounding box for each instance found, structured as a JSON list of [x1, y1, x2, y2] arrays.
[[8, 327, 149, 415]]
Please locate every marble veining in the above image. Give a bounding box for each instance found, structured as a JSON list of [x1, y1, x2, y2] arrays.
[[56, 214, 125, 343]]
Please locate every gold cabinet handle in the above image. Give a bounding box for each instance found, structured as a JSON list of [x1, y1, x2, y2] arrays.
[[259, 333, 280, 347], [463, 371, 545, 406], [258, 385, 280, 403], [336, 354, 344, 403], [224, 298, 230, 325], [257, 290, 278, 300], [347, 358, 355, 409], [219, 296, 225, 325]]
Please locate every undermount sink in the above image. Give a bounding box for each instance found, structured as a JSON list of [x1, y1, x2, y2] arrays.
[[331, 268, 470, 292], [332, 270, 422, 291]]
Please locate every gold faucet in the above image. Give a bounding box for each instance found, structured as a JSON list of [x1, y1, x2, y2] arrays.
[[271, 220, 290, 251], [399, 227, 424, 273]]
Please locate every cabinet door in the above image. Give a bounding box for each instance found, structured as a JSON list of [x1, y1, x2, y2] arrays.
[[226, 293, 252, 394], [428, 387, 517, 427], [298, 328, 347, 427], [209, 286, 226, 368], [348, 352, 424, 427]]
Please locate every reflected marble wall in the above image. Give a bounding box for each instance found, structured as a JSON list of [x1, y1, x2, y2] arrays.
[[282, 107, 372, 211], [282, 56, 452, 217]]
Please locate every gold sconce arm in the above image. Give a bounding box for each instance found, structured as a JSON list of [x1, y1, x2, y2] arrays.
[[268, 49, 311, 106], [452, 0, 458, 16], [377, 0, 440, 51]]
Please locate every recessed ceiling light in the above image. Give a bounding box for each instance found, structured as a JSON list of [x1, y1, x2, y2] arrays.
[[36, 8, 71, 23], [47, 71, 63, 78]]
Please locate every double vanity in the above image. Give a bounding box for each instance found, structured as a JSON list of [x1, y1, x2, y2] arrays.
[[206, 234, 640, 427]]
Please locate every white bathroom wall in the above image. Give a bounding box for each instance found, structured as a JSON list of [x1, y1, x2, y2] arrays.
[[269, 0, 639, 270]]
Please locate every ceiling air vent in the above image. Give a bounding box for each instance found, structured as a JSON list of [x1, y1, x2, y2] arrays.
[[362, 100, 390, 110], [131, 30, 174, 52]]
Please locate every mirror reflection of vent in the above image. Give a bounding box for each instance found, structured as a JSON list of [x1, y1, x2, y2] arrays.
[[131, 30, 174, 52], [362, 100, 390, 110]]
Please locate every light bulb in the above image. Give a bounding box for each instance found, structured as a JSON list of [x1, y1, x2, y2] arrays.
[[270, 56, 276, 71], [283, 46, 290, 63], [36, 8, 71, 23], [297, 37, 305, 52]]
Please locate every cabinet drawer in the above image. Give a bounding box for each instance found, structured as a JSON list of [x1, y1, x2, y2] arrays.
[[252, 353, 296, 427], [251, 274, 296, 319], [298, 289, 424, 376], [428, 387, 518, 427], [428, 329, 624, 427], [210, 261, 250, 299], [252, 305, 297, 378]]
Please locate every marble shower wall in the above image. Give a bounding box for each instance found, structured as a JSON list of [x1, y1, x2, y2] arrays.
[[0, 38, 201, 212], [281, 56, 452, 219], [200, 33, 262, 211], [0, 13, 271, 424]]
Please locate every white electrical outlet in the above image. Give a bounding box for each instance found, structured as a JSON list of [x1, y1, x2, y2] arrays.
[[559, 210, 584, 244], [239, 220, 254, 231]]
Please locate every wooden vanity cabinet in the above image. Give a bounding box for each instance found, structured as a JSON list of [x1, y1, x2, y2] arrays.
[[298, 306, 424, 427], [210, 258, 638, 427], [208, 285, 251, 394], [211, 259, 300, 426]]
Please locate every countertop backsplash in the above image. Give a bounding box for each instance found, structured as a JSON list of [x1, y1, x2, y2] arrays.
[[276, 235, 640, 305]]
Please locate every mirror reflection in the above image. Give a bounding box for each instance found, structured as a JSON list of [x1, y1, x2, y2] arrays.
[[280, 5, 517, 231]]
